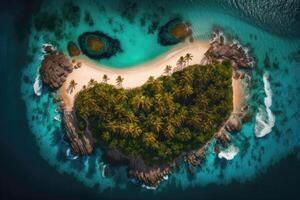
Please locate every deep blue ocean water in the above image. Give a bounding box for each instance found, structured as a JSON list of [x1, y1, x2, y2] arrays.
[[1, 0, 300, 199]]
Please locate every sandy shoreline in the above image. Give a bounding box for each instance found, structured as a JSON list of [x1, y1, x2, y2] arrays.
[[60, 40, 243, 112]]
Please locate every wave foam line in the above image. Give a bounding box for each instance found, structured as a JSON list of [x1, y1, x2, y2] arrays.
[[33, 73, 42, 96], [255, 72, 275, 138]]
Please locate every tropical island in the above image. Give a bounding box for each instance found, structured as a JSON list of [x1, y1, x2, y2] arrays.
[[39, 18, 254, 187]]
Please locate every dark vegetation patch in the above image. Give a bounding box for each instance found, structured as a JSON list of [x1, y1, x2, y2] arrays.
[[74, 63, 232, 164]]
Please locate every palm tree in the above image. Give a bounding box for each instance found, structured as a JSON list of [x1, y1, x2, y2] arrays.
[[68, 79, 77, 94], [88, 79, 97, 87], [184, 53, 193, 66], [132, 95, 151, 111], [151, 117, 163, 133], [164, 65, 172, 75], [116, 75, 124, 88], [177, 56, 186, 70], [102, 74, 110, 83], [151, 79, 163, 94]]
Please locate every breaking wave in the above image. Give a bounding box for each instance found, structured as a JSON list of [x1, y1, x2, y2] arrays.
[[255, 72, 276, 138], [33, 73, 42, 96], [66, 148, 78, 160], [218, 145, 239, 160]]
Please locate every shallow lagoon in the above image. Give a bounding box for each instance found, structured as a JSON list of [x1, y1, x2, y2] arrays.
[[20, 0, 300, 195]]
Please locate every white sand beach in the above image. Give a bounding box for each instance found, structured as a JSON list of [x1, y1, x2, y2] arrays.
[[60, 40, 243, 112], [232, 77, 242, 113]]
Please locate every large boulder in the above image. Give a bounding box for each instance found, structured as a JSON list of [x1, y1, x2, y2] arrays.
[[67, 41, 81, 57], [78, 31, 121, 60], [39, 48, 73, 90], [225, 116, 242, 133], [158, 18, 192, 46]]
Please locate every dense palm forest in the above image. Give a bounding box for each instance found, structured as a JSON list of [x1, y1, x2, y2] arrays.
[[74, 63, 232, 163]]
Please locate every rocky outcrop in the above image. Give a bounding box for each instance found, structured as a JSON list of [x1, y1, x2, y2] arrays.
[[158, 18, 192, 46], [205, 31, 254, 69], [128, 158, 173, 187], [215, 128, 231, 145], [63, 111, 93, 155], [78, 31, 121, 60], [67, 41, 81, 57], [185, 145, 207, 166], [39, 47, 73, 90], [225, 115, 242, 133]]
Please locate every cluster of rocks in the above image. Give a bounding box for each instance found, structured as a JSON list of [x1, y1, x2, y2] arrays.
[[185, 146, 207, 166], [39, 46, 73, 90], [205, 31, 254, 69], [104, 149, 173, 187], [78, 31, 122, 60], [63, 111, 94, 155], [158, 18, 192, 46]]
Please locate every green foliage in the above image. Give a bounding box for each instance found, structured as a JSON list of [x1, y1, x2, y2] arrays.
[[74, 64, 233, 163]]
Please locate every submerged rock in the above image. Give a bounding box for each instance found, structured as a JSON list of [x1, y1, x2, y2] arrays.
[[39, 47, 73, 90], [67, 41, 81, 57], [78, 31, 121, 60], [158, 18, 192, 46]]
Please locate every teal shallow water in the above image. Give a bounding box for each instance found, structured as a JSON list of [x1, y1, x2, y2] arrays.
[[21, 0, 300, 194]]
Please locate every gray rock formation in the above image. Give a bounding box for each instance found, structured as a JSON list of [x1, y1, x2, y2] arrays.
[[39, 47, 73, 90], [63, 111, 93, 155]]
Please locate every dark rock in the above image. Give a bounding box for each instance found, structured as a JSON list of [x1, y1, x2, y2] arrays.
[[84, 11, 94, 26], [214, 144, 221, 154], [78, 31, 121, 60], [104, 149, 128, 165], [39, 47, 73, 90], [62, 1, 80, 27], [158, 18, 192, 46]]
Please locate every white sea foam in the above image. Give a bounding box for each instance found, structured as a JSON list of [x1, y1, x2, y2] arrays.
[[33, 73, 42, 96], [142, 184, 157, 190], [101, 164, 107, 178], [218, 145, 239, 160], [255, 72, 275, 138], [210, 30, 225, 43], [66, 148, 78, 160], [42, 43, 56, 53], [54, 114, 61, 122]]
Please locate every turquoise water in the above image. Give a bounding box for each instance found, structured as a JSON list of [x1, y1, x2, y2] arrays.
[[21, 0, 300, 194]]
